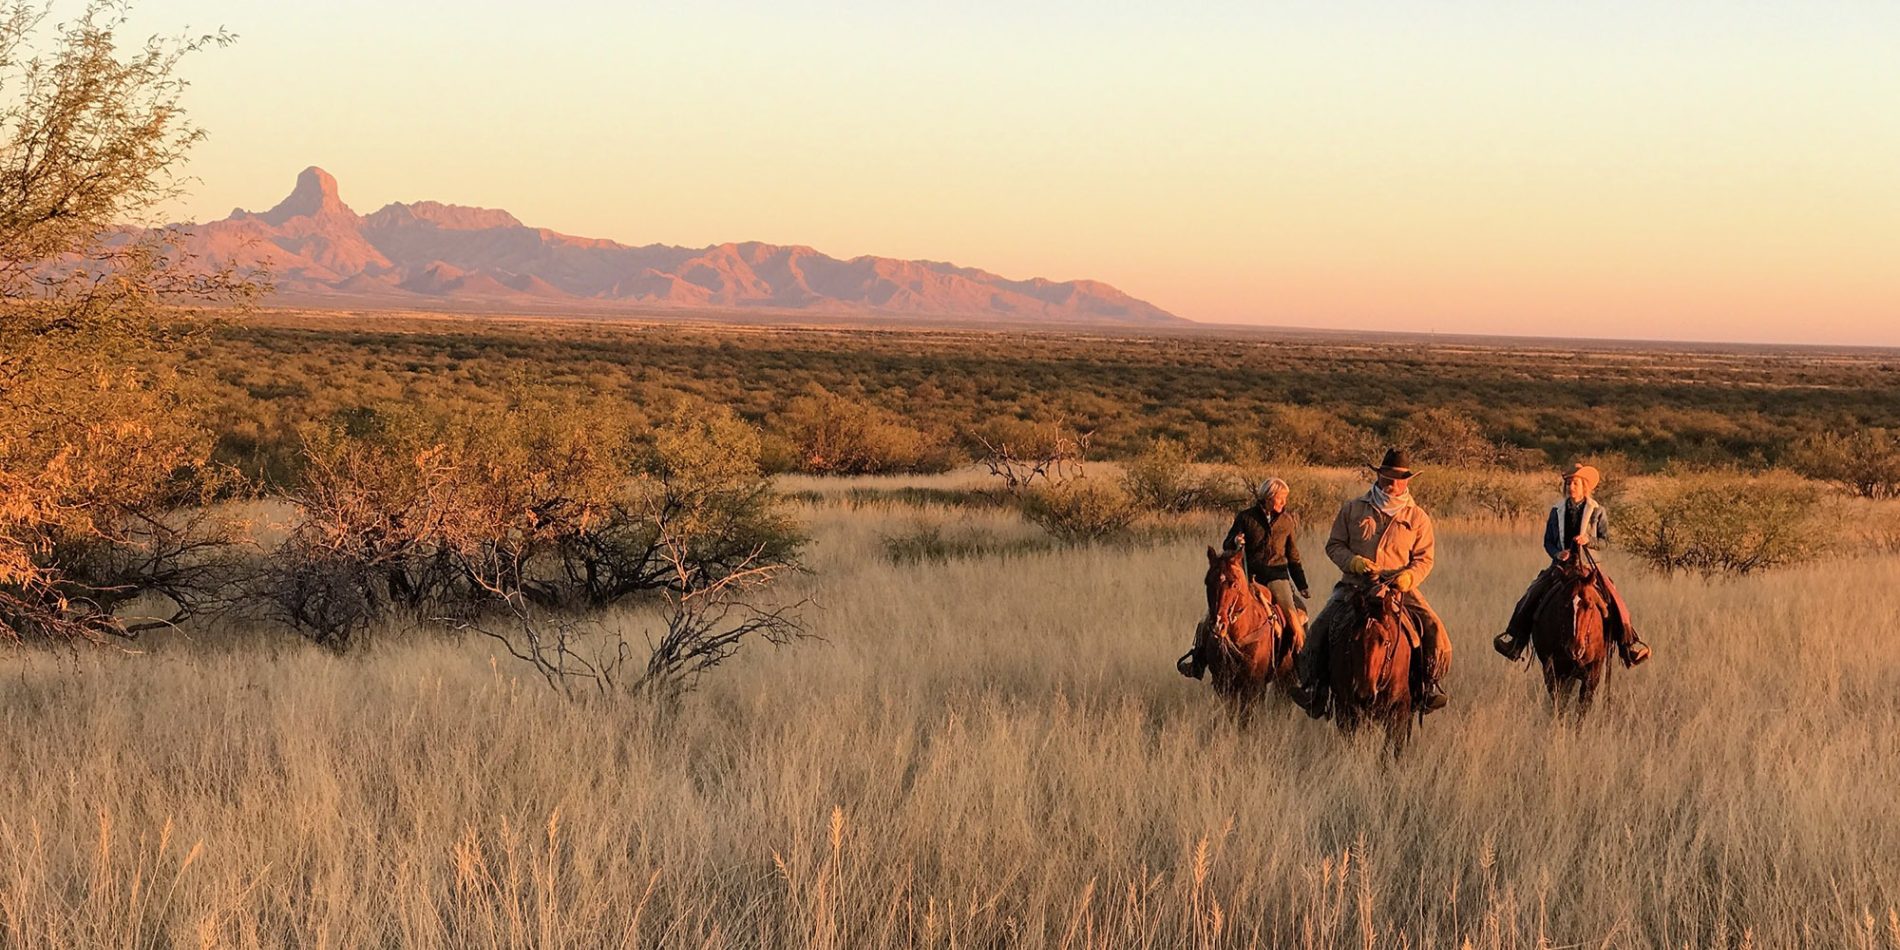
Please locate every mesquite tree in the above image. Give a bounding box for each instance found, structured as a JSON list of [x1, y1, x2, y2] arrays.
[[1, 2, 258, 643]]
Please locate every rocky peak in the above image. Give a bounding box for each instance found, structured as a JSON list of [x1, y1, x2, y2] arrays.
[[261, 166, 356, 224]]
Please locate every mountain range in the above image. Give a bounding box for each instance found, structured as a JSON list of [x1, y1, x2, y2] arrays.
[[172, 167, 1181, 325]]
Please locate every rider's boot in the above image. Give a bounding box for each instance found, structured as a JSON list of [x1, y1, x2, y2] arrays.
[[1414, 647, 1449, 713], [1295, 680, 1329, 719], [1492, 630, 1527, 661], [1176, 649, 1206, 680], [1291, 629, 1330, 718]]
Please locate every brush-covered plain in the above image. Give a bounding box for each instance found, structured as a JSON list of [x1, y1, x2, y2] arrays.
[[2, 482, 1895, 948]]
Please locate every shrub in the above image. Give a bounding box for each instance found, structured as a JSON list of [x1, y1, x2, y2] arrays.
[[1393, 408, 1503, 468], [1120, 438, 1233, 513], [264, 398, 803, 648], [1789, 429, 1900, 500], [0, 8, 258, 643], [1413, 468, 1542, 521], [772, 384, 947, 475], [1020, 480, 1138, 544], [1236, 406, 1379, 468], [1618, 474, 1837, 576], [970, 417, 1094, 494]]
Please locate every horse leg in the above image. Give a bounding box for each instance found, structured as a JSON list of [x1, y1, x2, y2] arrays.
[[1540, 658, 1562, 718], [1333, 700, 1358, 734], [1578, 659, 1605, 716], [1235, 685, 1259, 727], [1385, 705, 1412, 759]]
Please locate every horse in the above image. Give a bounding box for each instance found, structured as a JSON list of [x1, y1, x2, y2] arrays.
[[1323, 573, 1414, 755], [1194, 543, 1298, 720], [1530, 557, 1613, 716]]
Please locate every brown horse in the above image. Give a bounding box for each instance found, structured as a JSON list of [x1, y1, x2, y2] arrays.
[[1195, 544, 1298, 719], [1530, 558, 1613, 716], [1324, 575, 1414, 755]]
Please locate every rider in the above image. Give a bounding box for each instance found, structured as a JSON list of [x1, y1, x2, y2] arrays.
[[1176, 477, 1309, 679], [1492, 463, 1651, 666], [1293, 448, 1451, 716]]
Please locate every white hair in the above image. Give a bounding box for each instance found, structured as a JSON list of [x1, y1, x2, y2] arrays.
[[1256, 477, 1289, 500]]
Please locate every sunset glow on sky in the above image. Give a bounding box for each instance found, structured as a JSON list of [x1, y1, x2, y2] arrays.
[[145, 1, 1899, 345]]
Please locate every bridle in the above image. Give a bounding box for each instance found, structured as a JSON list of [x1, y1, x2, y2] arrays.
[[1353, 580, 1404, 701], [1206, 556, 1279, 662]]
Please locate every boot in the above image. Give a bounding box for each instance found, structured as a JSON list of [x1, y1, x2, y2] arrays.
[[1414, 650, 1449, 713], [1492, 630, 1527, 661], [1292, 681, 1329, 719], [1176, 649, 1205, 680]]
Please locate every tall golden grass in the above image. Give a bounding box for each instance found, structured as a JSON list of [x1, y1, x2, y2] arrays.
[[1, 482, 1897, 947]]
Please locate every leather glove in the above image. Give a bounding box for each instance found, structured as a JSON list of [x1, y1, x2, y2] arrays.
[[1298, 587, 1311, 600], [1346, 555, 1375, 575], [1393, 571, 1417, 593]]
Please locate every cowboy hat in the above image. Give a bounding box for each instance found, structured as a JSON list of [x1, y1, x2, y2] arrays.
[[1373, 447, 1419, 479]]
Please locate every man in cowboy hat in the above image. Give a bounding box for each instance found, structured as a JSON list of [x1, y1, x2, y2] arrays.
[[1177, 476, 1310, 679], [1493, 463, 1651, 665], [1293, 448, 1451, 715]]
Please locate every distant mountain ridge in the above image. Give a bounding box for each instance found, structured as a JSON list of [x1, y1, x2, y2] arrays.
[[175, 167, 1182, 325]]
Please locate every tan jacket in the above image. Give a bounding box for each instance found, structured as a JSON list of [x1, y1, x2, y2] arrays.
[[1325, 491, 1436, 585]]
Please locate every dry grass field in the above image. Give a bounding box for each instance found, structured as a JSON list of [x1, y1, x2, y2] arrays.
[[3, 476, 1898, 948]]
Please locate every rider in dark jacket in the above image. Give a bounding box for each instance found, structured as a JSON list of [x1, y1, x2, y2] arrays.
[[1178, 477, 1309, 678]]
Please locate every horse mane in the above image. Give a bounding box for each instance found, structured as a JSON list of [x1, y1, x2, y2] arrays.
[[1557, 560, 1609, 613]]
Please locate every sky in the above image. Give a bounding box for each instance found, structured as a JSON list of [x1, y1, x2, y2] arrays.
[[120, 1, 1900, 345]]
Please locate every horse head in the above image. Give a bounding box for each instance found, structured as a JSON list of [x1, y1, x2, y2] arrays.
[[1340, 577, 1407, 704], [1559, 557, 1608, 614], [1204, 543, 1251, 641]]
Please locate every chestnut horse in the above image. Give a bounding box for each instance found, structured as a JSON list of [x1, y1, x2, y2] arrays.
[[1195, 544, 1298, 719], [1530, 558, 1613, 716], [1324, 574, 1415, 755]]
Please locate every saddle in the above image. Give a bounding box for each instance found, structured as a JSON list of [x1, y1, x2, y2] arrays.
[[1337, 580, 1420, 651]]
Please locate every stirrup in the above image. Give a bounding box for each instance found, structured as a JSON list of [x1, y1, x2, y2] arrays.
[[1621, 642, 1651, 667]]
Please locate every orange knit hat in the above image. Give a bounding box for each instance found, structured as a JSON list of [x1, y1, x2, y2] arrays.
[[1562, 463, 1601, 495]]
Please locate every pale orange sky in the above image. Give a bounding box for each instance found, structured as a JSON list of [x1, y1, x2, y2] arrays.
[[144, 1, 1900, 344]]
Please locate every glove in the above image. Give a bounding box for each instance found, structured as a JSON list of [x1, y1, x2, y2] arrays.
[[1346, 555, 1375, 575], [1298, 588, 1311, 600], [1393, 571, 1417, 593]]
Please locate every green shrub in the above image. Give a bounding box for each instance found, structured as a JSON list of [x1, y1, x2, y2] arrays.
[[266, 398, 804, 647], [1789, 429, 1900, 500], [1234, 406, 1380, 468], [1020, 480, 1138, 544], [772, 384, 948, 475], [1413, 467, 1542, 521], [1619, 474, 1837, 576], [1394, 408, 1504, 468], [1121, 438, 1235, 513]]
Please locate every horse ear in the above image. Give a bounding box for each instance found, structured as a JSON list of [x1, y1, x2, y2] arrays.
[[1206, 546, 1219, 563]]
